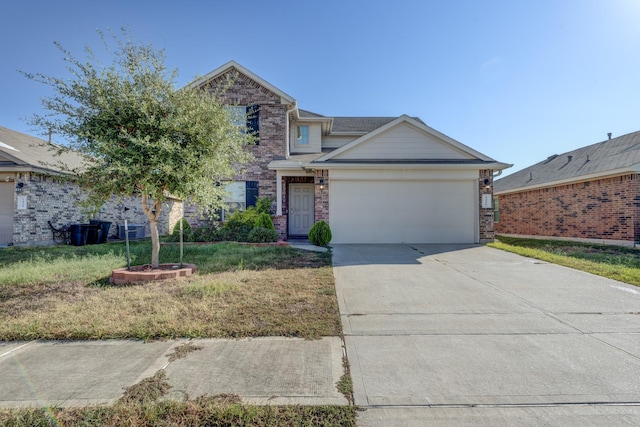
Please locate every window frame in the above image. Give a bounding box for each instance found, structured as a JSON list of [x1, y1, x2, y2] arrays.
[[224, 105, 260, 145], [296, 125, 309, 145], [220, 181, 259, 221]]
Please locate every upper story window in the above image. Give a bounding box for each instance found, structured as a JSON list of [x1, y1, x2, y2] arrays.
[[297, 126, 309, 145], [225, 105, 260, 144]]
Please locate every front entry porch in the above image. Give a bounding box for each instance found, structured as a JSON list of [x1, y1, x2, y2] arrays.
[[270, 168, 329, 241]]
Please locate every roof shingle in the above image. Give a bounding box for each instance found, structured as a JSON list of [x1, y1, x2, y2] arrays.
[[495, 130, 640, 193]]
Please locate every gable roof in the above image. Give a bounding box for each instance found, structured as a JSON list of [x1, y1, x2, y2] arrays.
[[495, 130, 640, 194], [331, 117, 399, 134], [297, 109, 425, 134], [0, 126, 86, 174], [189, 60, 296, 105], [314, 115, 507, 167]]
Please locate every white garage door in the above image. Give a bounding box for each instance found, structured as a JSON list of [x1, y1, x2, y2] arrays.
[[330, 178, 477, 244]]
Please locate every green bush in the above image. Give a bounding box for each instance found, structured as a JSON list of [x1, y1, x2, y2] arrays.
[[224, 208, 259, 230], [308, 220, 332, 246], [217, 225, 252, 242], [223, 197, 274, 232], [170, 218, 193, 242], [255, 196, 273, 214], [247, 227, 280, 243], [192, 224, 220, 242], [254, 212, 275, 230], [219, 197, 276, 242]]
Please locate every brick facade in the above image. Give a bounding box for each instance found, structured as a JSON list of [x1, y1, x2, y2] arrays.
[[478, 169, 495, 242], [12, 171, 178, 246], [495, 174, 640, 243], [207, 71, 287, 204], [314, 170, 329, 222]]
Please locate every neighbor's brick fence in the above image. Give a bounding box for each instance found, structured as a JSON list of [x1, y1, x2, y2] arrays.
[[495, 173, 640, 243], [13, 171, 178, 246]]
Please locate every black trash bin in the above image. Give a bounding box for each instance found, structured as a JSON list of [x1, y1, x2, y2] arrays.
[[83, 224, 102, 245], [90, 220, 112, 243], [70, 224, 87, 246]]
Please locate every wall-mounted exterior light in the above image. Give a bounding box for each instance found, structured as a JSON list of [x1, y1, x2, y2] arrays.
[[15, 182, 24, 193], [317, 178, 325, 189]]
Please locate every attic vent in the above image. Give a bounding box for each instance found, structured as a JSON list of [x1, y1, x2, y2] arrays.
[[608, 132, 612, 140], [543, 154, 558, 164], [567, 155, 573, 162]]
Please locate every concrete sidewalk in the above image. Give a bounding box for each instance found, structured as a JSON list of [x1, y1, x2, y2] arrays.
[[0, 337, 347, 408]]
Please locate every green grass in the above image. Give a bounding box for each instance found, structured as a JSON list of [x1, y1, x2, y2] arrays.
[[0, 241, 355, 426], [0, 401, 357, 427], [489, 235, 640, 286], [0, 241, 341, 340]]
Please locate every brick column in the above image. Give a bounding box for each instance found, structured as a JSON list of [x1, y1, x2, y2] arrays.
[[314, 170, 329, 222], [479, 169, 495, 242]]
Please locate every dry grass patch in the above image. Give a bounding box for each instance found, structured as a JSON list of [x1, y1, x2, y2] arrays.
[[0, 244, 340, 340]]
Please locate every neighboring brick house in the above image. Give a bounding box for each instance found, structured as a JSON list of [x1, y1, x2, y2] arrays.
[[0, 126, 180, 246], [192, 61, 510, 243], [494, 131, 640, 247]]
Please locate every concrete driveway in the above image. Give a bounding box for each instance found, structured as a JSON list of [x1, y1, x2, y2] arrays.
[[333, 244, 640, 426]]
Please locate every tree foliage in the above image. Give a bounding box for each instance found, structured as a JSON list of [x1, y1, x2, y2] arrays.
[[24, 28, 253, 267]]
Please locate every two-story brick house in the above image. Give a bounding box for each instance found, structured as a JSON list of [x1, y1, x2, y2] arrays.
[[192, 61, 511, 244]]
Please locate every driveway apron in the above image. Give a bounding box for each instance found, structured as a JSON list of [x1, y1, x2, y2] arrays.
[[333, 244, 640, 426]]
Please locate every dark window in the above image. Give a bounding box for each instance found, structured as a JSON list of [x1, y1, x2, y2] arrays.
[[246, 181, 258, 208], [246, 106, 259, 144]]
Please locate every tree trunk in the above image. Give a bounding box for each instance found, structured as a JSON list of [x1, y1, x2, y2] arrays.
[[149, 218, 160, 269], [141, 194, 163, 269]]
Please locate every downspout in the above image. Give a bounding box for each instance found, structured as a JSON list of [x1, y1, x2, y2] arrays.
[[285, 102, 298, 160], [276, 102, 298, 216]]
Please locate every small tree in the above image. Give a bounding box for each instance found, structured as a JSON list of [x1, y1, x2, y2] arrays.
[[24, 28, 253, 268]]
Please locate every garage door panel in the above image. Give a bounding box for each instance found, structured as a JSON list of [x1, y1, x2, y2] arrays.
[[330, 180, 476, 244]]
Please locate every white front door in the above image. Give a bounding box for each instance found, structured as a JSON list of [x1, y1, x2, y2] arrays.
[[289, 183, 314, 236]]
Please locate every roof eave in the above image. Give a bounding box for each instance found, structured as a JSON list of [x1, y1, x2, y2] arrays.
[[306, 161, 511, 171], [187, 60, 296, 105], [495, 164, 640, 195]]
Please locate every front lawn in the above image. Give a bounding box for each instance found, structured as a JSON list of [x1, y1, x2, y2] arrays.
[[0, 241, 356, 426], [489, 235, 640, 286], [0, 241, 342, 340]]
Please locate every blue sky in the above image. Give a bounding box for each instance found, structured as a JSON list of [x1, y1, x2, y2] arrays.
[[2, 0, 639, 176]]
